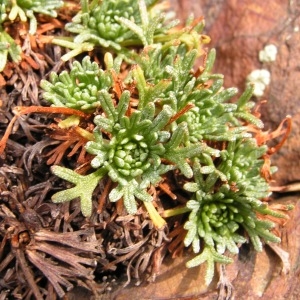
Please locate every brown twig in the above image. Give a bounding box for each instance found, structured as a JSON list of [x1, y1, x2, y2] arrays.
[[15, 249, 44, 300]]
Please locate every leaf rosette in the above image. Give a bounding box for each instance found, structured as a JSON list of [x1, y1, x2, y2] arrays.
[[65, 0, 169, 53], [40, 56, 112, 112], [85, 88, 200, 213], [182, 138, 285, 284]]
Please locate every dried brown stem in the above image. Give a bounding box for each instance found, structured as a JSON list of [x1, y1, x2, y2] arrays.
[[15, 249, 44, 300], [33, 229, 102, 253]]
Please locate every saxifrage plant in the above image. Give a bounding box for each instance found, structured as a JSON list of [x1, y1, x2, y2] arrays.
[[0, 0, 292, 291]]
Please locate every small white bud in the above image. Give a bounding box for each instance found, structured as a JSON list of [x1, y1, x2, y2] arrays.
[[259, 44, 277, 63], [246, 69, 271, 97]]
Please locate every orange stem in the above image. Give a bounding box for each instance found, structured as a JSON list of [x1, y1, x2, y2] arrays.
[[13, 106, 90, 118], [167, 103, 194, 125], [0, 115, 18, 155], [267, 115, 292, 154], [158, 182, 177, 200]]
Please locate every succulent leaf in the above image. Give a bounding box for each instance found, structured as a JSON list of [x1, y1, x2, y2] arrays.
[[51, 166, 107, 217]]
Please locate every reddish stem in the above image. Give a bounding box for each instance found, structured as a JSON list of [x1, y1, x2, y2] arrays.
[[267, 115, 292, 154], [158, 182, 177, 200], [0, 106, 90, 155], [13, 106, 89, 118], [0, 115, 18, 155], [97, 178, 113, 213], [167, 103, 194, 125]]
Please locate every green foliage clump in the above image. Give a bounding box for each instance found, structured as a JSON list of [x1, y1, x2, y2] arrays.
[[53, 0, 205, 62], [183, 139, 282, 284], [0, 30, 21, 72], [8, 0, 63, 26], [0, 0, 21, 71], [65, 0, 171, 51], [38, 0, 289, 286], [85, 90, 202, 214], [40, 56, 112, 112]]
